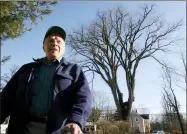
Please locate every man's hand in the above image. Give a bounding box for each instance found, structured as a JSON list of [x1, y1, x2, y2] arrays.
[[65, 123, 82, 134]]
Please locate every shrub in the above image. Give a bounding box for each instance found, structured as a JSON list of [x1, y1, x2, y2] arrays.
[[97, 120, 113, 134], [108, 125, 120, 134], [115, 120, 130, 133]]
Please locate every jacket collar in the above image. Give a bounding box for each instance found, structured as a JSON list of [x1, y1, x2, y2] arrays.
[[32, 57, 68, 66]]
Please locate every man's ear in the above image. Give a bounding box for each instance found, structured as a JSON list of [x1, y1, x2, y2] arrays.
[[43, 45, 45, 52]]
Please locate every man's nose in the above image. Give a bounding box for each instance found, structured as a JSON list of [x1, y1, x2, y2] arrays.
[[51, 40, 58, 46]]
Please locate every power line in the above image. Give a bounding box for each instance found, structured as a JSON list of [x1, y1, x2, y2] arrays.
[[134, 105, 186, 109], [100, 105, 186, 112]]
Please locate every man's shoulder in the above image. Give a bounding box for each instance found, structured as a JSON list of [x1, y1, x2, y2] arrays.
[[61, 60, 83, 78], [12, 61, 37, 77], [21, 58, 44, 68], [62, 61, 83, 81], [63, 59, 81, 69], [65, 61, 82, 71], [21, 61, 37, 68], [66, 61, 77, 67], [19, 59, 40, 72]]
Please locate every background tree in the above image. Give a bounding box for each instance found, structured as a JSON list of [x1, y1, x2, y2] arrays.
[[175, 52, 186, 91], [0, 1, 57, 42], [150, 121, 162, 131], [104, 107, 115, 121], [68, 4, 182, 121], [1, 55, 11, 65], [161, 64, 185, 134], [162, 93, 173, 133], [1, 65, 19, 90], [91, 90, 110, 110], [0, 1, 57, 64], [87, 108, 101, 125]]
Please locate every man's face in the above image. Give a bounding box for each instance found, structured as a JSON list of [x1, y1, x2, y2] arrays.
[[43, 33, 65, 61]]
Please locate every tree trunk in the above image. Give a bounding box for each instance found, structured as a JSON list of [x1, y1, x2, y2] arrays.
[[176, 109, 185, 134], [112, 80, 135, 121], [109, 81, 125, 120], [120, 93, 133, 121]]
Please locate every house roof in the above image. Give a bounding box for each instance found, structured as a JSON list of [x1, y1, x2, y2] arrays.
[[140, 114, 149, 119]]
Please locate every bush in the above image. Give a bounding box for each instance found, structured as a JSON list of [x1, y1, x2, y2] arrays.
[[172, 130, 187, 134], [108, 125, 120, 134], [95, 120, 131, 134], [115, 121, 130, 133], [97, 120, 112, 134]]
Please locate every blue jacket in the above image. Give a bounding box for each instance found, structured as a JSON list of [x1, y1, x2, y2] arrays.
[[0, 58, 92, 134]]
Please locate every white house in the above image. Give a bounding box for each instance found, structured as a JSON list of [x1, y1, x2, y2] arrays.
[[130, 112, 150, 133]]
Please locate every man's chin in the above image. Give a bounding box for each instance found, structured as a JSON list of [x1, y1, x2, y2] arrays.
[[46, 55, 58, 61]]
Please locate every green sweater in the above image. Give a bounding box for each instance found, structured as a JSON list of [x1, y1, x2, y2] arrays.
[[29, 58, 60, 117]]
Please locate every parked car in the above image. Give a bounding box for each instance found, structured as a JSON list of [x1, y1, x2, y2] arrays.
[[150, 130, 165, 134]]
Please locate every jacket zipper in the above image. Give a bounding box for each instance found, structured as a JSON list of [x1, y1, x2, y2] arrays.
[[25, 68, 34, 106]]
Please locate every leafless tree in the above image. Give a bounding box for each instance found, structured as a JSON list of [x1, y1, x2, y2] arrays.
[[1, 65, 19, 90], [181, 52, 186, 84], [176, 52, 186, 91], [68, 4, 182, 121], [88, 90, 113, 131], [91, 90, 108, 109], [1, 55, 11, 66], [161, 65, 185, 134]]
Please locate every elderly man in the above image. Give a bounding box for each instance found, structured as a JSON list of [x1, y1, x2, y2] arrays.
[[0, 26, 92, 134]]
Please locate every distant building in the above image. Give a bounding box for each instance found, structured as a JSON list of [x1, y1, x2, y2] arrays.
[[130, 112, 151, 133]]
